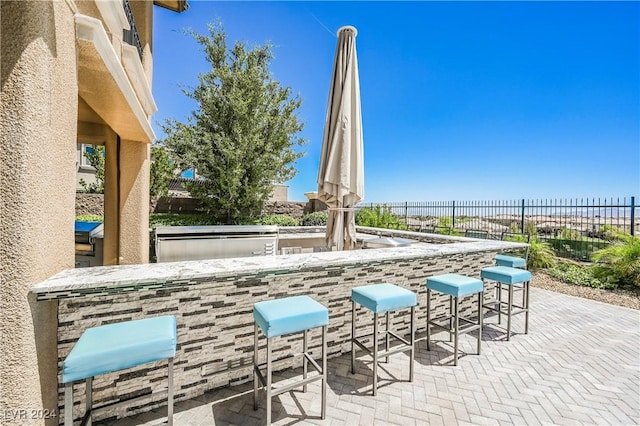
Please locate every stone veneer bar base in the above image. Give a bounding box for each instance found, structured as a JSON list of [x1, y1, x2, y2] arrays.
[[32, 230, 527, 423]]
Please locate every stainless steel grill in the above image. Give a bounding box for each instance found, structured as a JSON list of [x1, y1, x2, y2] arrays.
[[75, 221, 104, 267], [154, 225, 279, 262]]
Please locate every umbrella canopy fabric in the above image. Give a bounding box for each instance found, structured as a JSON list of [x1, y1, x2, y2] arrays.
[[317, 26, 364, 251]]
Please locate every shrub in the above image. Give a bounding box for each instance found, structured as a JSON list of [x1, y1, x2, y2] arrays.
[[149, 213, 219, 227], [599, 224, 632, 242], [300, 212, 328, 226], [435, 217, 461, 236], [437, 216, 453, 229], [548, 237, 610, 261], [547, 261, 612, 289], [524, 220, 538, 238], [356, 205, 408, 230], [527, 238, 556, 271], [560, 227, 582, 240], [591, 237, 640, 288], [509, 222, 521, 234], [258, 214, 298, 226]]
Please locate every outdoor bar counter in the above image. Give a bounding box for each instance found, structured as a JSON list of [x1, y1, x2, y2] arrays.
[[32, 228, 527, 422]]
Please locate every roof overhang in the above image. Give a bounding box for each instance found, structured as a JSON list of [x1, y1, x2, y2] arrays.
[[153, 0, 189, 13], [75, 14, 155, 143]]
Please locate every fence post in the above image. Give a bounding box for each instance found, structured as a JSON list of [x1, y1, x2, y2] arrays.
[[404, 202, 408, 224], [520, 199, 525, 234], [631, 196, 636, 237], [452, 200, 456, 229]]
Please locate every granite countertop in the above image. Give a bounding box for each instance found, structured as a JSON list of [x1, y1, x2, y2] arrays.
[[32, 238, 526, 298]]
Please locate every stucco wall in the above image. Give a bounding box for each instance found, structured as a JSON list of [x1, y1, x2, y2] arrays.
[[1, 1, 77, 424]]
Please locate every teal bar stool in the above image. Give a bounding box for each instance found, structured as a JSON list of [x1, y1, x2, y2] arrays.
[[62, 316, 177, 426], [495, 254, 527, 268], [253, 295, 328, 425], [425, 274, 484, 366], [481, 266, 532, 340], [497, 232, 530, 269], [351, 283, 416, 396]]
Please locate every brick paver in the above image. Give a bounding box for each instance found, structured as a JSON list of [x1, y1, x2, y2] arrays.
[[104, 288, 640, 425]]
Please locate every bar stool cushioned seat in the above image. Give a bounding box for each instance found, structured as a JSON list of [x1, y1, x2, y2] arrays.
[[425, 274, 484, 366], [63, 316, 177, 426], [63, 316, 177, 383], [481, 266, 532, 341], [481, 266, 531, 285], [253, 295, 329, 425], [495, 254, 527, 268], [352, 283, 417, 313], [351, 283, 416, 396], [254, 295, 328, 338], [426, 274, 484, 298]]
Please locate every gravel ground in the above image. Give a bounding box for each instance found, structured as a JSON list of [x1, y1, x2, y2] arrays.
[[532, 270, 640, 310]]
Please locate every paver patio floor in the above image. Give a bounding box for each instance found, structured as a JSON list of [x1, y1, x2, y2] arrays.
[[104, 288, 640, 425]]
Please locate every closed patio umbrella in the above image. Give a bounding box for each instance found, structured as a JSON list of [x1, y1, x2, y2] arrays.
[[317, 26, 364, 251]]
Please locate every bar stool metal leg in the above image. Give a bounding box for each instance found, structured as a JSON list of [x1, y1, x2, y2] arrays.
[[254, 322, 259, 410], [477, 291, 483, 355], [86, 377, 92, 426], [449, 296, 454, 342], [351, 301, 356, 374], [426, 288, 431, 351], [507, 285, 514, 341], [266, 336, 272, 425], [497, 282, 502, 324], [409, 306, 415, 381], [373, 312, 379, 396], [303, 329, 308, 392], [167, 358, 174, 426], [385, 311, 390, 363], [321, 325, 327, 420], [525, 281, 530, 334], [454, 296, 459, 366], [64, 383, 73, 426]]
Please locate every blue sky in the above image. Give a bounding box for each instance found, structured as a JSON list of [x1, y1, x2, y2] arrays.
[[152, 1, 639, 203]]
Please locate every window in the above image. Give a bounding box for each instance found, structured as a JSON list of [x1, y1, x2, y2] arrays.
[[77, 144, 96, 169]]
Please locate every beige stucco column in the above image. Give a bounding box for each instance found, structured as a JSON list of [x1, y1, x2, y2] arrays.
[[1, 1, 77, 424], [119, 140, 151, 264], [103, 136, 150, 265]]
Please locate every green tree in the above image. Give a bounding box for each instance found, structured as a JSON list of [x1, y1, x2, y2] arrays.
[[79, 145, 105, 194], [160, 22, 305, 224], [150, 145, 174, 198]]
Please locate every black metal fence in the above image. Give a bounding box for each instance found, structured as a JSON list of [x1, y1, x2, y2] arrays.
[[362, 197, 638, 261]]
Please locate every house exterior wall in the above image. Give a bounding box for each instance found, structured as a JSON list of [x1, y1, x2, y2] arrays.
[[1, 0, 163, 422], [1, 1, 78, 423]]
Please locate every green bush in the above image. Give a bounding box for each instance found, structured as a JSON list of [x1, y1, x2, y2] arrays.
[[258, 214, 298, 226], [434, 217, 461, 236], [560, 227, 582, 240], [356, 205, 408, 230], [300, 212, 328, 226], [591, 237, 640, 288], [528, 238, 556, 271], [149, 213, 220, 227], [546, 261, 613, 289], [548, 237, 610, 261], [599, 224, 632, 242], [524, 220, 538, 238]]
